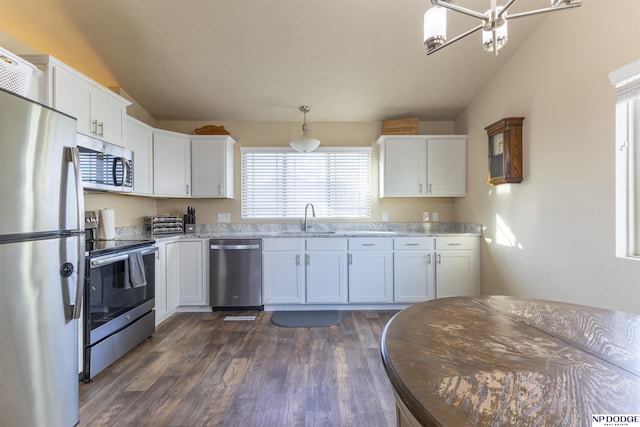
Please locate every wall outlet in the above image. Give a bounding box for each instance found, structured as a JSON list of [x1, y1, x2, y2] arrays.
[[422, 212, 429, 222], [382, 212, 389, 222], [432, 212, 439, 222], [217, 213, 231, 223]]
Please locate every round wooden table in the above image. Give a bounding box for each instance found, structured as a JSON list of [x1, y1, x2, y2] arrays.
[[381, 296, 640, 426]]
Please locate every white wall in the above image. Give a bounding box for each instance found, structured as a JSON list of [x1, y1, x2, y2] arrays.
[[454, 1, 640, 314]]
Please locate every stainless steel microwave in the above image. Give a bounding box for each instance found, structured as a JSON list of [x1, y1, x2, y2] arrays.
[[77, 134, 133, 193]]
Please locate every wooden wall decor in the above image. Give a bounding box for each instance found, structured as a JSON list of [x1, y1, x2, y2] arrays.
[[194, 124, 230, 135], [485, 117, 524, 185]]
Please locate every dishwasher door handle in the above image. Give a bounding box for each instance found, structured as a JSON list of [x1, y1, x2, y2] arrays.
[[210, 244, 261, 250]]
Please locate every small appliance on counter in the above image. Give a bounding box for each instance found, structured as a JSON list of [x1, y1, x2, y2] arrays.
[[184, 206, 196, 233], [145, 215, 184, 234]]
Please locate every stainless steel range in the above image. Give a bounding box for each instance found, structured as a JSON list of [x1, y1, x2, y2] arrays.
[[82, 238, 156, 382]]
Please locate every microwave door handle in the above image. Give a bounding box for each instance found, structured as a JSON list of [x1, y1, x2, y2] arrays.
[[69, 146, 85, 320], [112, 157, 127, 186]]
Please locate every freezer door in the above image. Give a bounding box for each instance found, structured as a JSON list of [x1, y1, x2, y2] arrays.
[[0, 236, 80, 427], [0, 89, 80, 235]]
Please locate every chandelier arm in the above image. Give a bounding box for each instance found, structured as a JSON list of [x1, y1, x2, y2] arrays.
[[426, 24, 483, 56], [507, 3, 581, 20], [497, 0, 520, 18], [431, 0, 487, 21]]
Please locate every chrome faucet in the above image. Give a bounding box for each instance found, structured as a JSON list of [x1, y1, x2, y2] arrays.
[[304, 203, 315, 232]]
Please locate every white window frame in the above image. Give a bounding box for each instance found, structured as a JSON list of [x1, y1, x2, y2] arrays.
[[241, 147, 372, 219], [610, 59, 640, 259]]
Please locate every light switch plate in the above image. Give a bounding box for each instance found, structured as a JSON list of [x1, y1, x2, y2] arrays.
[[218, 213, 231, 223], [432, 212, 439, 222], [382, 212, 389, 222], [422, 212, 429, 222]]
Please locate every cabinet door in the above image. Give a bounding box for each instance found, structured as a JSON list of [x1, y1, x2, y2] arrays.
[[125, 117, 154, 195], [263, 251, 305, 304], [52, 65, 93, 137], [348, 251, 393, 302], [435, 251, 475, 298], [92, 90, 125, 145], [394, 251, 435, 302], [191, 136, 234, 198], [153, 131, 191, 197], [306, 251, 348, 303], [178, 240, 205, 305], [154, 242, 169, 325], [379, 136, 427, 197], [165, 242, 180, 313], [427, 137, 467, 196]]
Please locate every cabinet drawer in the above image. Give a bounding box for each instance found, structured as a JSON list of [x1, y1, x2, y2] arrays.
[[306, 238, 347, 251], [348, 238, 393, 250], [435, 236, 476, 250], [262, 238, 305, 251], [393, 237, 433, 250]]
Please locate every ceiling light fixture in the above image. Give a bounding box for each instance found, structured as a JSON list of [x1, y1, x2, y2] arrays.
[[423, 0, 581, 56], [290, 105, 321, 153]]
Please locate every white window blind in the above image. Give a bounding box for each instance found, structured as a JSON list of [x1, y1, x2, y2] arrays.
[[241, 147, 371, 219]]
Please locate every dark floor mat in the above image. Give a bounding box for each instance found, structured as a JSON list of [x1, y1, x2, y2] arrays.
[[271, 310, 341, 328]]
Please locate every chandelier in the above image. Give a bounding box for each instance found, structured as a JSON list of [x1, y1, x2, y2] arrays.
[[290, 105, 321, 153], [423, 0, 582, 56]]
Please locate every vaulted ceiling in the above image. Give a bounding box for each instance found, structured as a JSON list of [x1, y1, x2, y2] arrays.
[[1, 0, 558, 122]]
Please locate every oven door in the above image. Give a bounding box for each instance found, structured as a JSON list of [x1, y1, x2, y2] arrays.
[[85, 245, 156, 345]]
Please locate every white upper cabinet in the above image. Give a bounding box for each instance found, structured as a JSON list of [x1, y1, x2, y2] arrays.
[[22, 55, 130, 145], [377, 135, 467, 197], [125, 116, 154, 195], [191, 135, 235, 198], [153, 129, 191, 197]]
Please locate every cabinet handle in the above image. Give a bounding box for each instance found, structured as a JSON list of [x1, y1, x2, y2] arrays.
[[427, 253, 432, 264], [361, 243, 376, 247], [186, 184, 190, 195], [419, 183, 423, 193], [98, 121, 104, 137], [296, 254, 301, 266], [428, 183, 432, 194], [91, 120, 98, 135], [437, 253, 442, 264], [306, 254, 310, 266], [348, 253, 352, 265], [447, 243, 462, 246], [405, 243, 420, 246]]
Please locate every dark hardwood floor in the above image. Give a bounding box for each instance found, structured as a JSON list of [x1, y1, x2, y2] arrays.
[[79, 310, 399, 426]]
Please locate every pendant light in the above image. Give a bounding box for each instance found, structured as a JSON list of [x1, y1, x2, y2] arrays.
[[290, 105, 320, 153]]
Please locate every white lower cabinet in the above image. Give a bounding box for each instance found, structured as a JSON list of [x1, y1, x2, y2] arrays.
[[154, 241, 176, 325], [306, 239, 348, 304], [176, 240, 206, 305], [348, 238, 393, 303], [393, 237, 435, 303], [434, 236, 480, 298], [262, 238, 305, 304], [262, 238, 347, 304]]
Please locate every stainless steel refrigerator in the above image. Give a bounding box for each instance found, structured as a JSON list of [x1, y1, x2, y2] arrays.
[[0, 88, 84, 426]]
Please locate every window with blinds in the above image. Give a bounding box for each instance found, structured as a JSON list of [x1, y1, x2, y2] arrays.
[[241, 147, 371, 219]]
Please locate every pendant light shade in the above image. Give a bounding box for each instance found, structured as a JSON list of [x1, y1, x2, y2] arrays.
[[423, 7, 447, 52], [290, 105, 320, 153]]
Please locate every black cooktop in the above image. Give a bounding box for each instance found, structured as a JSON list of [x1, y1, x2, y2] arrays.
[[86, 239, 155, 257]]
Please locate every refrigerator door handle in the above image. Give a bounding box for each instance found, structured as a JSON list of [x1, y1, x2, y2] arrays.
[[69, 146, 85, 320]]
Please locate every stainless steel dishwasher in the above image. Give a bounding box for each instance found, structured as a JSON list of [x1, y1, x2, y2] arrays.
[[209, 239, 263, 310]]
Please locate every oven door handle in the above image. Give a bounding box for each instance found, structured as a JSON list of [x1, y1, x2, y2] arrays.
[[90, 246, 158, 268]]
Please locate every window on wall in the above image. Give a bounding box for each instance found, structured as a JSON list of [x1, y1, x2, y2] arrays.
[[610, 59, 640, 258], [241, 147, 372, 219]]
